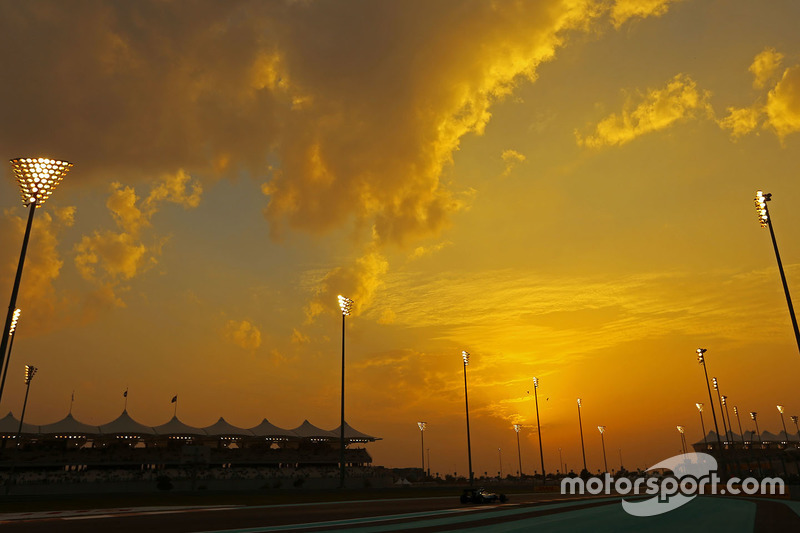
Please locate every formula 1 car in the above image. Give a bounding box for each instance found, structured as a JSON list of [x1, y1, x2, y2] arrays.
[[460, 487, 508, 504]]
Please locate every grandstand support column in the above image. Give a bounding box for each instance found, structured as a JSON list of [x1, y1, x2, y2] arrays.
[[338, 295, 353, 489]]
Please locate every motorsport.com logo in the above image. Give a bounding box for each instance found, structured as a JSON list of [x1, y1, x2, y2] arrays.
[[561, 452, 784, 516]]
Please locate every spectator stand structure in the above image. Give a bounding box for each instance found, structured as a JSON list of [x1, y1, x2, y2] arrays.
[[0, 410, 379, 479]]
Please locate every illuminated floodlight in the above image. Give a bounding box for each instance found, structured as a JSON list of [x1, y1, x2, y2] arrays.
[[677, 425, 685, 434], [696, 348, 706, 363], [696, 403, 704, 413], [577, 398, 582, 407], [791, 415, 798, 424], [337, 295, 353, 316], [513, 424, 522, 433], [532, 376, 539, 389], [712, 377, 718, 390], [462, 350, 469, 365], [777, 405, 785, 414], [597, 425, 605, 434], [24, 364, 37, 384], [9, 308, 20, 334], [721, 395, 727, 406], [755, 190, 771, 227], [10, 158, 72, 207], [418, 421, 427, 431], [750, 412, 757, 421], [733, 406, 739, 415]]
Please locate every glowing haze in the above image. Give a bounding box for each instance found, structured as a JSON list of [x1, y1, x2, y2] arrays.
[[2, 0, 800, 476]]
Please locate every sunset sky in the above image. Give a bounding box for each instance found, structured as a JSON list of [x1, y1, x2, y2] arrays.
[[2, 0, 800, 477]]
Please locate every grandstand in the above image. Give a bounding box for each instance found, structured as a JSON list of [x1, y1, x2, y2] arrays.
[[0, 410, 379, 471]]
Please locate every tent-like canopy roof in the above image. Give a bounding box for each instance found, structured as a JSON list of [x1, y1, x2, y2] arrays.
[[12, 410, 379, 442], [290, 420, 337, 438], [692, 430, 798, 447], [249, 418, 296, 438], [0, 412, 38, 435], [692, 430, 737, 446], [98, 409, 157, 435], [202, 417, 254, 437], [761, 430, 788, 442], [153, 415, 206, 436], [329, 422, 382, 441], [39, 413, 100, 436]]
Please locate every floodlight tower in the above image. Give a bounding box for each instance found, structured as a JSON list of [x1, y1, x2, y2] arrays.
[[750, 412, 762, 445], [15, 365, 37, 446], [777, 405, 789, 443], [0, 159, 72, 407], [791, 415, 800, 442], [417, 422, 427, 476], [733, 406, 746, 445], [513, 424, 523, 478], [755, 191, 800, 356], [677, 425, 687, 454], [722, 395, 733, 443], [532, 377, 546, 483], [696, 349, 723, 453], [498, 447, 503, 479], [712, 377, 730, 444], [598, 426, 608, 472], [577, 398, 587, 473], [337, 295, 353, 489], [462, 350, 474, 486], [696, 403, 709, 448]]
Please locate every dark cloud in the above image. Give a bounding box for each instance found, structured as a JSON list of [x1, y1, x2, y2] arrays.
[[0, 0, 603, 246], [0, 0, 282, 179]]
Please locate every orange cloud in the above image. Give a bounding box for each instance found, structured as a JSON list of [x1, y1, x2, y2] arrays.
[[74, 170, 202, 306], [290, 328, 310, 344], [260, 2, 618, 246], [224, 319, 263, 351], [408, 241, 453, 262], [0, 2, 684, 256], [0, 207, 75, 333], [304, 246, 389, 321], [577, 74, 713, 147], [765, 65, 800, 140], [716, 50, 800, 142], [500, 149, 526, 178], [718, 106, 761, 139], [749, 47, 783, 89], [144, 169, 203, 213], [610, 0, 681, 28]]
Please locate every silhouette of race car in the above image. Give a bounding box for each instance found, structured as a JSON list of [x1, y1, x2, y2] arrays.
[[460, 487, 508, 504]]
